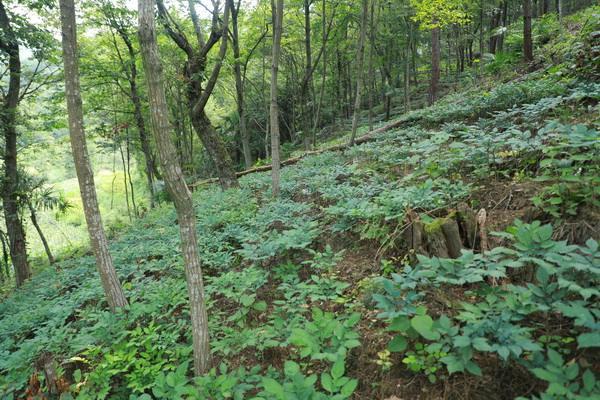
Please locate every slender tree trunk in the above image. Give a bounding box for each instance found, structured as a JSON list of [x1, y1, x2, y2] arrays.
[[429, 26, 441, 105], [0, 232, 10, 280], [0, 0, 31, 287], [367, 0, 375, 131], [59, 0, 128, 311], [270, 0, 284, 197], [301, 0, 313, 150], [28, 203, 54, 264], [126, 131, 137, 216], [117, 29, 157, 208], [139, 0, 210, 375], [230, 0, 252, 169], [312, 0, 327, 146], [349, 0, 368, 146], [119, 142, 132, 221], [523, 0, 534, 62], [557, 0, 563, 20]]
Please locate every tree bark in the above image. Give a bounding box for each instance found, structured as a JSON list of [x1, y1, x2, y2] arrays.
[[230, 0, 252, 169], [270, 0, 284, 197], [28, 203, 54, 265], [523, 0, 534, 62], [156, 0, 238, 191], [138, 0, 210, 375], [59, 0, 128, 311], [0, 231, 10, 280], [428, 26, 441, 105], [349, 0, 368, 146], [121, 31, 157, 208], [0, 0, 31, 287]]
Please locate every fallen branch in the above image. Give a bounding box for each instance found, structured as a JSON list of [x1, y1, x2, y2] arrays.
[[191, 117, 407, 189]]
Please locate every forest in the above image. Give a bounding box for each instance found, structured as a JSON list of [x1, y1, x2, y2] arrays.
[[0, 0, 599, 398]]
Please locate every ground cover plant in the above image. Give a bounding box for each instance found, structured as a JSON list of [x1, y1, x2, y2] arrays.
[[0, 3, 599, 400]]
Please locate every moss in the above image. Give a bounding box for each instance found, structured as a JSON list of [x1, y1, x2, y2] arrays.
[[423, 212, 457, 234]]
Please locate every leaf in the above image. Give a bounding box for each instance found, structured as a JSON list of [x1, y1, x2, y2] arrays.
[[441, 355, 464, 374], [547, 349, 564, 366], [582, 369, 596, 391], [465, 361, 482, 376], [331, 359, 345, 380], [577, 332, 600, 348], [262, 378, 285, 398], [321, 373, 334, 393], [284, 361, 300, 377], [388, 335, 407, 352], [388, 316, 410, 332], [472, 337, 491, 352], [497, 347, 510, 361], [340, 379, 358, 397], [410, 315, 440, 341], [531, 368, 558, 383]]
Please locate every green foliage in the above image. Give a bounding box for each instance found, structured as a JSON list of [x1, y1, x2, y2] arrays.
[[375, 221, 599, 398], [410, 0, 470, 30], [288, 308, 361, 363], [532, 123, 600, 218]]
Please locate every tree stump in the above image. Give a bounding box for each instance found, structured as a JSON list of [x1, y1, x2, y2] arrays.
[[441, 218, 463, 258]]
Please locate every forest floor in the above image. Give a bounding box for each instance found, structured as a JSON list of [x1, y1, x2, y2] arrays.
[[1, 6, 599, 400]]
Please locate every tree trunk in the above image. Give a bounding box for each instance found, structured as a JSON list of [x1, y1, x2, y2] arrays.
[[557, 0, 563, 20], [59, 0, 128, 311], [156, 0, 238, 191], [349, 0, 368, 146], [429, 26, 441, 105], [312, 0, 328, 147], [138, 0, 210, 375], [523, 0, 534, 62], [117, 28, 157, 208], [0, 0, 31, 287], [190, 111, 239, 189], [367, 0, 375, 131], [270, 0, 284, 197], [28, 203, 55, 265], [126, 132, 137, 216], [0, 232, 10, 280], [300, 0, 313, 151], [230, 0, 252, 169], [119, 142, 132, 221]]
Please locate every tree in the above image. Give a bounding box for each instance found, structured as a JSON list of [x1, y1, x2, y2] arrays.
[[19, 174, 72, 265], [270, 0, 284, 197], [523, 0, 533, 62], [95, 0, 158, 209], [0, 0, 31, 286], [349, 0, 369, 146], [410, 0, 469, 104], [156, 0, 238, 190], [230, 0, 252, 169], [59, 0, 128, 311], [138, 0, 211, 375]]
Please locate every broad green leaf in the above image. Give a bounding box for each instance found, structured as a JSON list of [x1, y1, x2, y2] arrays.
[[388, 335, 407, 352], [577, 332, 600, 348]]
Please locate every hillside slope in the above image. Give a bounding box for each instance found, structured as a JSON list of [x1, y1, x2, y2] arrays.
[[1, 7, 599, 400]]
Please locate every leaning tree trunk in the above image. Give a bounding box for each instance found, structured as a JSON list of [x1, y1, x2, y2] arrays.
[[429, 26, 441, 105], [59, 0, 128, 311], [349, 0, 368, 146], [523, 0, 533, 62], [138, 0, 210, 375], [270, 0, 284, 198], [0, 0, 31, 287], [28, 203, 54, 264]]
